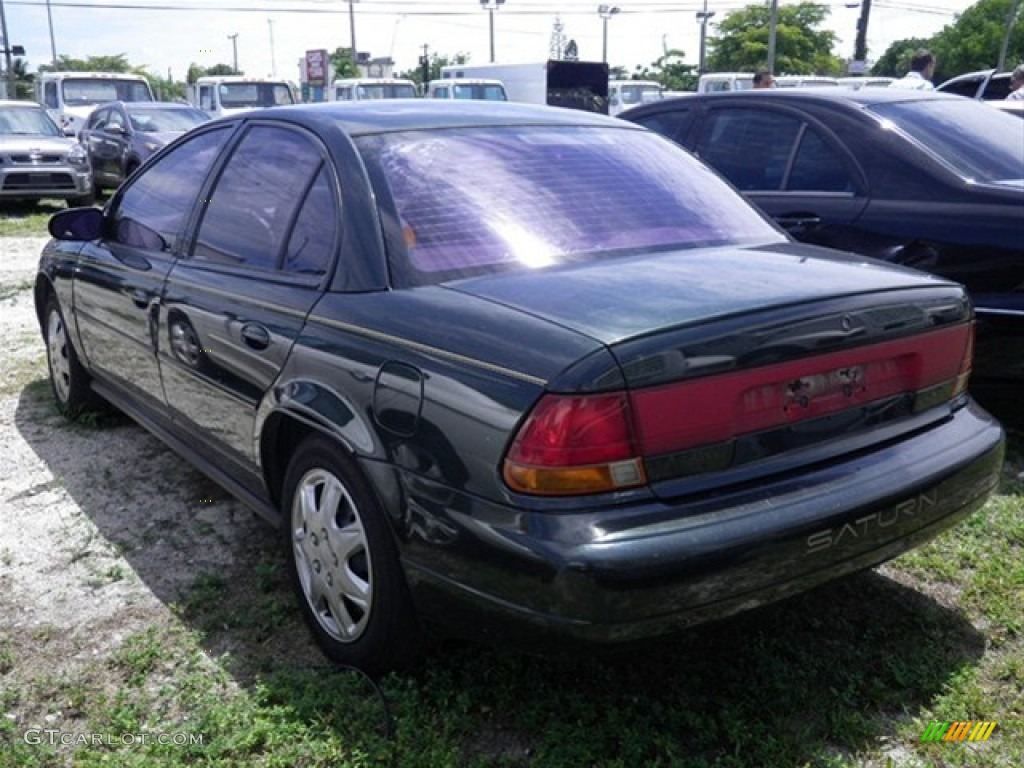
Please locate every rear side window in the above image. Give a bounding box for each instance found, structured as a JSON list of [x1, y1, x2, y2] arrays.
[[787, 129, 855, 192], [284, 167, 336, 275], [193, 125, 326, 271], [695, 109, 802, 190], [358, 125, 782, 284]]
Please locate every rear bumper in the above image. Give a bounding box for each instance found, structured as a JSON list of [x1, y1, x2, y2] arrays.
[[396, 400, 1004, 646]]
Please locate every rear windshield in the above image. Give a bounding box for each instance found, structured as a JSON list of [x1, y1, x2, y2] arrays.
[[869, 99, 1024, 184], [357, 125, 782, 284]]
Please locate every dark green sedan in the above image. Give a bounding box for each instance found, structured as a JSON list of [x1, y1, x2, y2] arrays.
[[36, 101, 1004, 674]]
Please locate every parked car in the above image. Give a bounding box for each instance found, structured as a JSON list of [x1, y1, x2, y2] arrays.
[[619, 89, 1024, 397], [37, 101, 1004, 673], [80, 101, 210, 190], [0, 100, 94, 207], [937, 68, 1012, 100]]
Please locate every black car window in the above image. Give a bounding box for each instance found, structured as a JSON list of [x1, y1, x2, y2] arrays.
[[111, 127, 230, 252], [87, 108, 108, 130], [938, 77, 984, 99], [632, 110, 690, 143], [193, 125, 324, 271], [787, 128, 855, 193], [696, 109, 801, 191], [283, 166, 336, 276], [106, 109, 125, 132]]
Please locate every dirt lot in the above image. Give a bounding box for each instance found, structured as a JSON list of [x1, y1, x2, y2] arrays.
[[0, 236, 328, 746]]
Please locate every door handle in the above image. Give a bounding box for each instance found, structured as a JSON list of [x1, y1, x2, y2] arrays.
[[130, 289, 150, 309], [241, 323, 271, 350], [776, 215, 822, 233]]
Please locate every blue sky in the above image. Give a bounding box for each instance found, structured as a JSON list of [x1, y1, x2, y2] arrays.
[[2, 0, 977, 82]]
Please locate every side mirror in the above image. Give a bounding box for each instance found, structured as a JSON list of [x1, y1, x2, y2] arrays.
[[49, 207, 103, 241]]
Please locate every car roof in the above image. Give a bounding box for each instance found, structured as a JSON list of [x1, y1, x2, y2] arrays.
[[215, 100, 631, 136], [622, 87, 971, 114]]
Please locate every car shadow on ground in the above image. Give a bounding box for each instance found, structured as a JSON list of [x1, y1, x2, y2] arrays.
[[14, 379, 989, 766]]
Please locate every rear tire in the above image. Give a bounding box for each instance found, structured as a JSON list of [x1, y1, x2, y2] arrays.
[[44, 294, 97, 418], [281, 436, 423, 675]]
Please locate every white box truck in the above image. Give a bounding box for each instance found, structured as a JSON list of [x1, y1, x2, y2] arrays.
[[36, 72, 155, 136], [329, 77, 419, 101], [188, 76, 299, 117], [439, 60, 610, 114]]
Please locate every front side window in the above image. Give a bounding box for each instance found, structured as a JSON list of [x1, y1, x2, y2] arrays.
[[193, 125, 324, 270], [695, 109, 802, 190], [358, 125, 782, 284], [44, 82, 58, 109], [112, 127, 230, 252], [199, 86, 214, 111]]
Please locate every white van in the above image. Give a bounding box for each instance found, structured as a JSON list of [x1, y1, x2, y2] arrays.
[[427, 79, 507, 101], [775, 76, 839, 88], [608, 80, 663, 116], [189, 76, 298, 117], [36, 72, 154, 136], [330, 78, 418, 101], [696, 73, 755, 93]]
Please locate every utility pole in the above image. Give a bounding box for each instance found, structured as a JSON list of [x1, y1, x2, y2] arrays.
[[480, 0, 505, 64], [696, 0, 715, 76], [45, 0, 56, 64], [997, 0, 1021, 72], [0, 0, 16, 99], [267, 19, 276, 76], [419, 43, 430, 87], [766, 0, 778, 74], [852, 0, 872, 72], [348, 0, 359, 69], [228, 33, 239, 74]]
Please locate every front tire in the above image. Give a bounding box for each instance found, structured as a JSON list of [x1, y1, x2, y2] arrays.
[[282, 436, 423, 675], [44, 294, 96, 418]]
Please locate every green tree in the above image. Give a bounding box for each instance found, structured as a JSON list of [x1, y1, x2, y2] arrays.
[[12, 57, 34, 99], [930, 0, 1023, 81], [39, 54, 136, 73], [328, 47, 360, 80], [633, 49, 698, 91], [871, 37, 933, 78], [707, 2, 841, 75], [186, 62, 239, 85], [397, 52, 470, 86]]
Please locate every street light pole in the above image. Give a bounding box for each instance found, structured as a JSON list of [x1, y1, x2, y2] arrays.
[[597, 5, 620, 65], [480, 0, 505, 64], [696, 0, 715, 75], [227, 33, 239, 74]]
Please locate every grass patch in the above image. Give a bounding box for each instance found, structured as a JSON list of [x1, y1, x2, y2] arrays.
[[5, 438, 1021, 767], [0, 202, 63, 237]]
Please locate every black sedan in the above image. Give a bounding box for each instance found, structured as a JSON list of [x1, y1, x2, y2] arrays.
[[80, 100, 209, 190], [37, 101, 1004, 673], [620, 89, 1024, 398]]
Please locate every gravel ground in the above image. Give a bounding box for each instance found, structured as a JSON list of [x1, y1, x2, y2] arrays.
[[0, 236, 290, 738]]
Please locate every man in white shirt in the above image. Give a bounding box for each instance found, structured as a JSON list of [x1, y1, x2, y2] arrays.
[[1007, 64, 1024, 101], [890, 50, 937, 91]]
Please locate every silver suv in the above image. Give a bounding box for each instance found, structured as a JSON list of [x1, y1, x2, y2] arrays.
[[0, 100, 94, 207]]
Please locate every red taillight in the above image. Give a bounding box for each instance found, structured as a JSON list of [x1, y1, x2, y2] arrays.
[[503, 323, 973, 496], [503, 393, 646, 495]]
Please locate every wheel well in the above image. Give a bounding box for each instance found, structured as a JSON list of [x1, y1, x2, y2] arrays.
[[261, 413, 317, 509], [34, 276, 55, 329]]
